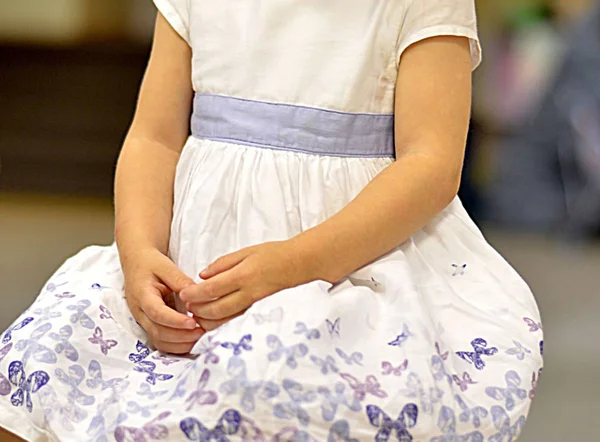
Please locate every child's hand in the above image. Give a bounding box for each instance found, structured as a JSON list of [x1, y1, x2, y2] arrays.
[[180, 241, 310, 324], [123, 248, 205, 353]]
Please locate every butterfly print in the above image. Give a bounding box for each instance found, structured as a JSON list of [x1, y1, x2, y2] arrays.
[[328, 420, 360, 442], [91, 283, 110, 291], [137, 382, 169, 400], [339, 373, 388, 401], [15, 322, 57, 366], [431, 355, 453, 385], [310, 355, 339, 375], [252, 307, 284, 325], [266, 335, 308, 369], [193, 335, 221, 364], [452, 264, 467, 276], [456, 338, 498, 370], [335, 348, 363, 366], [54, 292, 76, 299], [86, 360, 125, 391], [505, 341, 531, 361], [273, 379, 318, 427], [185, 368, 218, 411], [126, 400, 157, 418], [485, 370, 527, 411], [32, 301, 63, 323], [273, 427, 318, 442], [67, 300, 95, 329], [2, 317, 34, 344], [45, 281, 68, 293], [452, 372, 477, 392], [88, 327, 118, 355], [99, 305, 114, 321], [129, 340, 151, 363], [489, 406, 526, 442], [539, 340, 544, 356], [8, 360, 50, 412], [0, 343, 13, 396], [152, 353, 182, 366], [294, 322, 321, 340], [326, 318, 341, 337], [55, 364, 96, 407], [219, 357, 279, 413], [430, 406, 484, 442], [38, 385, 87, 432], [402, 372, 443, 415], [529, 369, 543, 400], [134, 361, 174, 385], [221, 334, 253, 355], [388, 324, 412, 348], [317, 382, 362, 422], [180, 409, 241, 441], [522, 317, 542, 333], [381, 359, 408, 377], [454, 395, 488, 429], [365, 403, 419, 442], [115, 410, 172, 442], [49, 325, 79, 362], [436, 342, 449, 361]]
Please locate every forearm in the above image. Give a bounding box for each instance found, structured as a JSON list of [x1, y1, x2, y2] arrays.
[[114, 136, 180, 263], [292, 152, 462, 283]]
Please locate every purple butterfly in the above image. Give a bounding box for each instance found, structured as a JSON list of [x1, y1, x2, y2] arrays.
[[430, 406, 484, 442], [180, 409, 241, 441], [87, 360, 124, 391], [49, 325, 79, 362], [340, 373, 387, 401], [436, 342, 449, 361], [67, 300, 95, 329], [456, 338, 498, 370], [388, 324, 412, 348], [192, 335, 221, 364], [185, 369, 218, 411], [88, 327, 118, 355], [267, 336, 308, 369], [454, 395, 488, 428], [452, 372, 477, 392], [294, 322, 321, 340], [489, 406, 526, 442], [134, 361, 174, 385], [381, 360, 408, 376], [310, 355, 339, 375], [2, 317, 34, 344], [273, 379, 317, 426], [115, 410, 171, 442], [335, 348, 363, 366], [317, 383, 362, 422], [529, 369, 542, 400], [55, 364, 95, 407], [129, 340, 151, 363], [451, 264, 467, 276], [366, 403, 419, 442], [485, 370, 527, 411], [0, 343, 13, 396], [326, 318, 341, 337], [221, 334, 252, 355], [54, 292, 75, 299], [99, 305, 114, 321], [15, 322, 57, 365], [8, 360, 50, 412], [505, 341, 531, 361], [523, 317, 542, 333]]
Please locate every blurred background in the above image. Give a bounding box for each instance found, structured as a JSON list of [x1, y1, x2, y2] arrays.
[[0, 0, 599, 440]]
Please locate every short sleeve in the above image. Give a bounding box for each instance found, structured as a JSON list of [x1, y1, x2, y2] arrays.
[[153, 0, 190, 45], [396, 0, 482, 70]]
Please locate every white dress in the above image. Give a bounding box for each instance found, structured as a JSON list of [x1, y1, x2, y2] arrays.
[[0, 1, 543, 441]]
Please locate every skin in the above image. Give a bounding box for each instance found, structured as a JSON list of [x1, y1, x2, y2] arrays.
[[116, 13, 472, 353]]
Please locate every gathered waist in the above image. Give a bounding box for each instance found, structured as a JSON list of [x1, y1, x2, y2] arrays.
[[190, 94, 395, 158]]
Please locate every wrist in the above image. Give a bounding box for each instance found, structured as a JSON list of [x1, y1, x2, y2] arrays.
[[286, 234, 340, 285]]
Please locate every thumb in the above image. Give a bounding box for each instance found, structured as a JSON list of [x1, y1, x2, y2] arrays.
[[155, 255, 195, 293]]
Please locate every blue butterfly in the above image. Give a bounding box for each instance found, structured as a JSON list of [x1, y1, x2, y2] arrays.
[[326, 318, 341, 337], [366, 403, 419, 442], [2, 317, 34, 344], [8, 361, 50, 412], [221, 334, 253, 355], [129, 340, 150, 363], [388, 324, 412, 348], [180, 409, 241, 441], [456, 338, 498, 370]]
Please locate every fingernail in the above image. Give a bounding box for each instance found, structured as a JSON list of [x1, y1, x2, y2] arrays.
[[185, 319, 196, 329]]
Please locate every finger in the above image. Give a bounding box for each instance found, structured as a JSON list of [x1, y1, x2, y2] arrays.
[[195, 313, 242, 331], [200, 249, 250, 279], [141, 292, 197, 329], [153, 255, 196, 293], [153, 341, 195, 355], [187, 291, 250, 320], [151, 323, 205, 343], [179, 270, 240, 303]]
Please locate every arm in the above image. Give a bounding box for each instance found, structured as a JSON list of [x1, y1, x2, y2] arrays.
[[115, 13, 203, 352], [292, 35, 473, 282], [182, 36, 473, 325]]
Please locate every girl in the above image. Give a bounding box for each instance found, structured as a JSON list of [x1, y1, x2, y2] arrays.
[[0, 1, 543, 441]]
